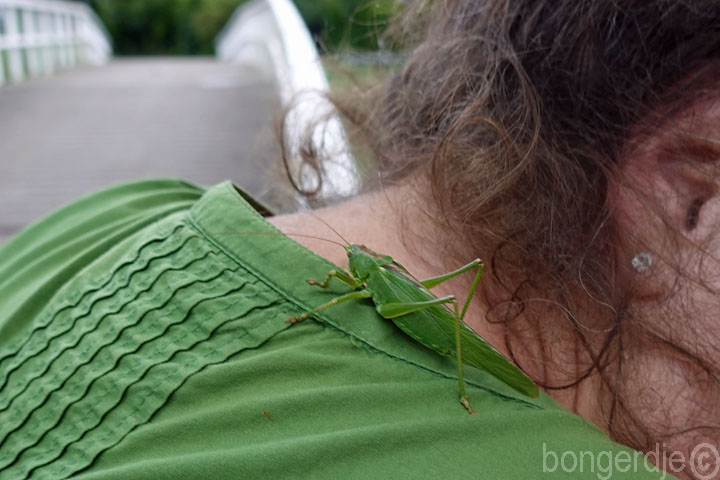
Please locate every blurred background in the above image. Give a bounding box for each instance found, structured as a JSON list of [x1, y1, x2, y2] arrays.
[[81, 0, 398, 55], [0, 0, 402, 244]]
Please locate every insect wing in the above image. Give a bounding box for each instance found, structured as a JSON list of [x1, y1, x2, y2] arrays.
[[372, 264, 538, 398], [368, 261, 437, 308], [457, 324, 538, 397], [381, 261, 424, 288]]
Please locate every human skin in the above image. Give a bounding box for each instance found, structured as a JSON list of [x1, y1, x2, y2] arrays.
[[268, 96, 720, 479]]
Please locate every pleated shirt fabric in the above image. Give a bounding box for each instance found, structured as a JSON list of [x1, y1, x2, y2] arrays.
[[0, 179, 671, 479]]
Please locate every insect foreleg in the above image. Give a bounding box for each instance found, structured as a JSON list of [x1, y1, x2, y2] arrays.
[[307, 269, 362, 289], [420, 259, 483, 289], [288, 289, 372, 324]]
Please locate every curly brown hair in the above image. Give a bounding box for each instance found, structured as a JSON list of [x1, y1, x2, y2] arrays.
[[285, 0, 720, 460]]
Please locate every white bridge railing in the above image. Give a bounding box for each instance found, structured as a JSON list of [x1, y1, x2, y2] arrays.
[[0, 0, 112, 85], [216, 0, 358, 206]]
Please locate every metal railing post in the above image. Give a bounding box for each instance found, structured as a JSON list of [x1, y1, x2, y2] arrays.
[[5, 6, 24, 82], [39, 10, 54, 74], [67, 14, 76, 67], [0, 7, 6, 85], [21, 8, 40, 76], [60, 13, 70, 68]]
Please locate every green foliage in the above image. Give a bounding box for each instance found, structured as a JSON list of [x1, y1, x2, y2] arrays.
[[191, 0, 248, 53], [82, 0, 398, 56], [294, 0, 399, 52], [85, 0, 244, 55]]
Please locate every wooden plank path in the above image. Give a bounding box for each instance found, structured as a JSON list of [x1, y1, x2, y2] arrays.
[[0, 57, 288, 244]]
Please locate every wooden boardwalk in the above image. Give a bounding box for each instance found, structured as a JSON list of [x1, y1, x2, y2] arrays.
[[0, 57, 288, 244]]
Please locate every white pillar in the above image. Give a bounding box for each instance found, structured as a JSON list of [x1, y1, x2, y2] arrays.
[[0, 8, 6, 86], [62, 14, 75, 68], [74, 17, 85, 64], [69, 15, 77, 67], [50, 13, 61, 69], [57, 13, 68, 68], [5, 7, 24, 82], [22, 8, 40, 77], [40, 11, 54, 74], [65, 14, 77, 67]]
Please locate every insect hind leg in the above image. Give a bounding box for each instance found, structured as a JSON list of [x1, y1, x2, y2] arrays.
[[450, 297, 477, 415]]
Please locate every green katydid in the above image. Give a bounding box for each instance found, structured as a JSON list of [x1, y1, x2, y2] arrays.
[[287, 237, 540, 414], [172, 211, 540, 413]]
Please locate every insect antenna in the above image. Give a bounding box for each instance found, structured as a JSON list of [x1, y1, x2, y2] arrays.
[[283, 232, 347, 249], [208, 230, 347, 249], [308, 213, 351, 247]]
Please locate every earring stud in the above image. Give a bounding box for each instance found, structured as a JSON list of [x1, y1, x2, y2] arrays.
[[631, 252, 652, 273]]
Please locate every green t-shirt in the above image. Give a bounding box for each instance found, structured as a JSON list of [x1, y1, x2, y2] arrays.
[[0, 179, 672, 479]]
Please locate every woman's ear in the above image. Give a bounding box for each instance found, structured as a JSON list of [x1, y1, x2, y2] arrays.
[[653, 135, 719, 239], [610, 109, 720, 300]]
